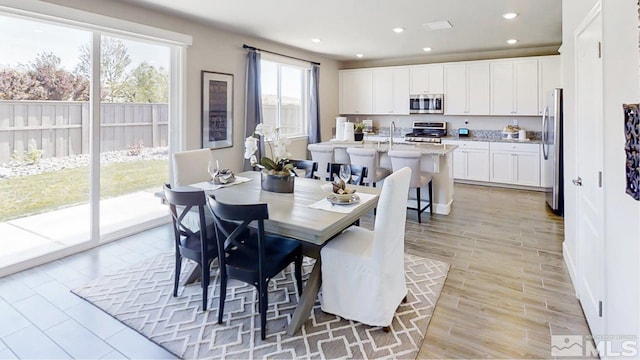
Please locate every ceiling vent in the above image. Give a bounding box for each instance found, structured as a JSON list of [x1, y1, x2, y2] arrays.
[[422, 21, 453, 31]]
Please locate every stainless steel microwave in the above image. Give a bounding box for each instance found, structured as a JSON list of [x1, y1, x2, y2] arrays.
[[410, 94, 444, 114]]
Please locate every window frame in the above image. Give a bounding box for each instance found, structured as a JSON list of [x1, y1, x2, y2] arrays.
[[260, 54, 310, 139]]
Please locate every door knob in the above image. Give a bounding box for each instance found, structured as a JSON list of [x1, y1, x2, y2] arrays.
[[572, 177, 583, 186]]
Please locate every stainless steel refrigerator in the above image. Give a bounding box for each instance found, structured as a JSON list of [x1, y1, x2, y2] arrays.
[[542, 88, 563, 215]]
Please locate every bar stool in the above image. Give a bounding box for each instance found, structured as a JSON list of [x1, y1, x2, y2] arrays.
[[388, 150, 433, 223], [346, 147, 391, 187], [307, 144, 334, 181]]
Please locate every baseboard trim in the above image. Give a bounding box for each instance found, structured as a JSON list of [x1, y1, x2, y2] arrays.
[[454, 179, 545, 192], [563, 241, 579, 298]]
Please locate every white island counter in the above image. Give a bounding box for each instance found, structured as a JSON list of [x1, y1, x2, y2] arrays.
[[317, 140, 458, 215]]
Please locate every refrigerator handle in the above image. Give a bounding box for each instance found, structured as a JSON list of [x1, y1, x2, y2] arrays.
[[542, 107, 549, 160]]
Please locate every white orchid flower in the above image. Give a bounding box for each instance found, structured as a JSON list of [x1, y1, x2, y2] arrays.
[[244, 136, 258, 159], [255, 123, 275, 139]]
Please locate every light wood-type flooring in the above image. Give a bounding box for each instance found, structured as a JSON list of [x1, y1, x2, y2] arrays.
[[0, 183, 591, 359], [404, 184, 592, 358]]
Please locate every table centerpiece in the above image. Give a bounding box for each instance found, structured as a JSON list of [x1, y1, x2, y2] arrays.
[[244, 124, 295, 193]]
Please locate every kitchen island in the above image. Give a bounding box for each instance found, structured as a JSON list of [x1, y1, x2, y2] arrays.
[[318, 140, 458, 215]]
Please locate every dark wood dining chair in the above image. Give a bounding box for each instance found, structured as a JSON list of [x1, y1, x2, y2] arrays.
[[163, 184, 218, 311], [208, 195, 304, 340], [290, 159, 318, 179], [327, 163, 368, 186]]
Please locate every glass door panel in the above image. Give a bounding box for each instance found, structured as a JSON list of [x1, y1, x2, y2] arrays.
[[0, 15, 92, 269], [98, 35, 170, 239]]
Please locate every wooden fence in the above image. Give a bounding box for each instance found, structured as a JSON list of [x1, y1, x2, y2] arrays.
[[0, 101, 168, 163]]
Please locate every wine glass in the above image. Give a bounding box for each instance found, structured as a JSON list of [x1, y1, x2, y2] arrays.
[[208, 160, 219, 181], [339, 164, 351, 185]]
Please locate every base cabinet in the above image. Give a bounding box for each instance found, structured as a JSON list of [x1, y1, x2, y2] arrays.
[[444, 140, 490, 181], [489, 143, 541, 186], [445, 140, 541, 187]]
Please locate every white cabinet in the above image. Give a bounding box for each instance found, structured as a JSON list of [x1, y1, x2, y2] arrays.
[[410, 64, 444, 94], [442, 140, 490, 181], [444, 62, 490, 115], [339, 70, 373, 114], [490, 59, 538, 116], [373, 67, 409, 114], [538, 55, 561, 115], [489, 142, 540, 186]]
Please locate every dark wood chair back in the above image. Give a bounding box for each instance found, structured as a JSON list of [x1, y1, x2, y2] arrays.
[[290, 159, 318, 179], [163, 184, 218, 311], [207, 195, 303, 340], [327, 163, 368, 186]]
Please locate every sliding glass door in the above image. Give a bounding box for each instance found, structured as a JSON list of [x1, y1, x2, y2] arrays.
[[0, 9, 185, 274]]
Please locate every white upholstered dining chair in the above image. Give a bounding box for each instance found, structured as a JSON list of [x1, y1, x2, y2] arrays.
[[346, 147, 391, 187], [307, 144, 334, 180], [172, 148, 213, 187], [388, 150, 433, 223], [320, 167, 411, 329]]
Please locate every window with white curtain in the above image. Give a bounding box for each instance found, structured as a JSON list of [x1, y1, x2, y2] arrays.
[[260, 58, 309, 137]]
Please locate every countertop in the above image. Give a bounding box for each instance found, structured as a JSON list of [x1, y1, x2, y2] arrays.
[[320, 140, 457, 156], [442, 136, 543, 144]]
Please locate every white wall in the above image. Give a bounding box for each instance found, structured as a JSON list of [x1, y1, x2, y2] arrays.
[[601, 0, 640, 352], [564, 0, 640, 354], [37, 0, 341, 169]]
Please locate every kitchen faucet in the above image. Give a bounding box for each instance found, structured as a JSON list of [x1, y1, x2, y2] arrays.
[[390, 121, 396, 147]]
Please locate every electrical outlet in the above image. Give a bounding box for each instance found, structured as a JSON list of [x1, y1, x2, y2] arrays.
[[512, 119, 519, 126]]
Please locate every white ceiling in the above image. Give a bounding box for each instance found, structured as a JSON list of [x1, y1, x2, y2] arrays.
[[117, 0, 562, 61]]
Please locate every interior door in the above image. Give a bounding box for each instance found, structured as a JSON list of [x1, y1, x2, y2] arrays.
[[574, 4, 604, 337]]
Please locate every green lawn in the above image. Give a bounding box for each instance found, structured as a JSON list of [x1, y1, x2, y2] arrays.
[[0, 159, 168, 221]]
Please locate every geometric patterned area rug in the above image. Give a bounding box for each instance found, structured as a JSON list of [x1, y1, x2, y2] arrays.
[[73, 252, 449, 359]]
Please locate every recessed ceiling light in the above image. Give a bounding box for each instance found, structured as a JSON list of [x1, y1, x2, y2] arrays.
[[356, 53, 364, 58], [392, 27, 404, 33], [311, 38, 321, 43], [422, 21, 453, 31], [33, 29, 44, 33], [423, 47, 432, 52], [502, 12, 518, 20], [507, 39, 518, 45]]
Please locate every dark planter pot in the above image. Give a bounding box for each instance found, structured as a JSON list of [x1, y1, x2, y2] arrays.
[[261, 172, 295, 193], [354, 132, 364, 141]]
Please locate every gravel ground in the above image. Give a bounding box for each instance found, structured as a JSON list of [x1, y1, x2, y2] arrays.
[[0, 147, 169, 179]]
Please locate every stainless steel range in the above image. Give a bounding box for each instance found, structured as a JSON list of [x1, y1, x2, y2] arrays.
[[404, 121, 447, 143]]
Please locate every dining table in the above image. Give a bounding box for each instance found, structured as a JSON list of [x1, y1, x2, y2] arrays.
[[187, 170, 381, 336]]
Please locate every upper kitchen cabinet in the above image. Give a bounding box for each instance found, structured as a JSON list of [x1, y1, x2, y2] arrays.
[[490, 59, 538, 116], [373, 67, 410, 115], [538, 55, 561, 115], [410, 65, 444, 95], [339, 69, 373, 114], [444, 62, 490, 115]]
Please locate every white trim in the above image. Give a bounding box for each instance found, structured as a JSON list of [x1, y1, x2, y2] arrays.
[[90, 32, 101, 243], [0, 0, 192, 46], [563, 241, 579, 297]]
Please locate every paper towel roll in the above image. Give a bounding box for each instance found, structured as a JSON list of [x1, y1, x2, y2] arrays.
[[335, 117, 347, 141], [343, 122, 355, 142], [518, 129, 527, 141]]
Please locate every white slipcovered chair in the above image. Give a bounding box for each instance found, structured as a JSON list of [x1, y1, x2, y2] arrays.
[[172, 148, 213, 187], [172, 148, 215, 231], [320, 167, 411, 328], [307, 144, 334, 180], [388, 150, 433, 223], [346, 147, 391, 187]]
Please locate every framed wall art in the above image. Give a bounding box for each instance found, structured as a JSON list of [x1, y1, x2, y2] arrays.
[[202, 71, 233, 149]]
